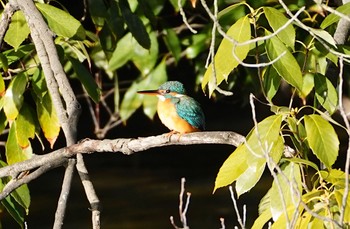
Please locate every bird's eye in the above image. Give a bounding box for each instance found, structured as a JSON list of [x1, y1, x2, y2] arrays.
[[165, 89, 170, 93]]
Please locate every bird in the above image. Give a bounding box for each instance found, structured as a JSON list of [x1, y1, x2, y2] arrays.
[[137, 81, 205, 134]]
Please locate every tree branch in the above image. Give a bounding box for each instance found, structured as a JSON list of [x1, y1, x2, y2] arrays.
[[0, 131, 244, 199]]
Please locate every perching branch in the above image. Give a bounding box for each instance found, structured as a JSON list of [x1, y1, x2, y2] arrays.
[[0, 131, 245, 199]]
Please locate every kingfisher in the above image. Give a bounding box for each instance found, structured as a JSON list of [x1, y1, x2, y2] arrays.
[[138, 81, 205, 134]]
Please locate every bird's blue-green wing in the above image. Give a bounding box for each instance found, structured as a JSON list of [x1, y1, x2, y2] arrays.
[[174, 96, 205, 130]]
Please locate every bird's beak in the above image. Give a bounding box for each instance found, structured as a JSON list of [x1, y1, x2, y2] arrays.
[[137, 90, 160, 96]]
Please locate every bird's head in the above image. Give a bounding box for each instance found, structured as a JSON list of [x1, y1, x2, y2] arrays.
[[137, 81, 186, 101]]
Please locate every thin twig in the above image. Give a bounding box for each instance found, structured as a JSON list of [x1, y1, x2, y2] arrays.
[[229, 186, 245, 229]]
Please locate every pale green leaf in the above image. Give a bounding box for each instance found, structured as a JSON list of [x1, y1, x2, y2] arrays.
[[264, 7, 295, 49], [269, 162, 302, 221], [266, 32, 303, 92], [4, 11, 30, 51], [132, 31, 159, 76], [202, 16, 251, 96], [304, 114, 339, 168], [245, 114, 284, 160], [252, 208, 272, 229], [140, 60, 167, 119], [335, 189, 350, 223], [299, 73, 314, 98], [109, 33, 134, 71], [236, 157, 266, 197], [36, 3, 86, 40], [119, 81, 143, 121], [3, 73, 27, 121], [321, 2, 350, 29], [213, 144, 249, 192], [314, 73, 338, 115], [310, 28, 337, 48], [6, 122, 33, 165]]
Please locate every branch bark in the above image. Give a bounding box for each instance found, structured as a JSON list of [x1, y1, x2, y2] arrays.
[[0, 131, 244, 199]]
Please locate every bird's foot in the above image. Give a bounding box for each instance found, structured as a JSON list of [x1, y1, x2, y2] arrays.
[[164, 131, 182, 141]]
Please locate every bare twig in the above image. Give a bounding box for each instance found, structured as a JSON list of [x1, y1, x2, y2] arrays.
[[170, 177, 191, 229], [229, 186, 245, 229], [178, 0, 197, 34]]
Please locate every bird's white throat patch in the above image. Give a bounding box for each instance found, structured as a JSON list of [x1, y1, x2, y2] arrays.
[[157, 94, 166, 101]]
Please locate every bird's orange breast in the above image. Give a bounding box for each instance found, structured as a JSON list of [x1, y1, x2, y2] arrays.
[[157, 99, 199, 134]]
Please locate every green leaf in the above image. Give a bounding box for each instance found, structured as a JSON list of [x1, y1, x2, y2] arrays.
[[264, 7, 295, 49], [299, 73, 314, 98], [263, 65, 281, 102], [304, 114, 339, 168], [163, 28, 181, 63], [140, 60, 167, 119], [184, 33, 207, 59], [132, 31, 159, 76], [269, 162, 301, 221], [202, 16, 251, 96], [36, 3, 86, 40], [119, 0, 150, 49], [0, 72, 5, 96], [3, 73, 27, 121], [0, 187, 25, 228], [314, 73, 338, 115], [245, 114, 284, 160], [35, 93, 60, 148], [265, 32, 303, 92], [108, 33, 135, 71], [4, 11, 30, 51], [321, 2, 350, 29], [335, 189, 350, 223], [15, 104, 35, 148], [10, 183, 30, 215], [310, 28, 337, 48], [235, 156, 266, 197], [0, 45, 34, 69], [119, 81, 144, 121], [213, 144, 249, 192], [69, 57, 101, 103], [6, 122, 33, 165], [252, 208, 272, 229], [87, 0, 108, 28]]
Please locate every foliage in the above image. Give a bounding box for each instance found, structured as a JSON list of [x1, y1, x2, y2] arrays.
[[0, 0, 349, 228]]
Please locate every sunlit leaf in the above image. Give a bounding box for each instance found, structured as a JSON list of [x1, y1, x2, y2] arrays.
[[109, 33, 134, 71], [163, 28, 181, 63], [235, 156, 265, 197], [321, 2, 350, 29], [4, 11, 30, 51], [314, 73, 338, 115], [6, 122, 33, 165], [36, 3, 86, 40], [304, 114, 339, 168], [36, 93, 60, 148], [202, 16, 251, 96], [299, 73, 314, 98], [310, 28, 337, 48], [335, 189, 350, 223], [132, 31, 159, 76], [264, 7, 295, 49], [119, 81, 143, 121], [0, 72, 5, 96], [213, 144, 249, 193], [252, 208, 272, 229], [265, 32, 303, 92], [269, 162, 301, 221], [3, 73, 27, 121], [69, 57, 101, 103], [140, 60, 167, 119]]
